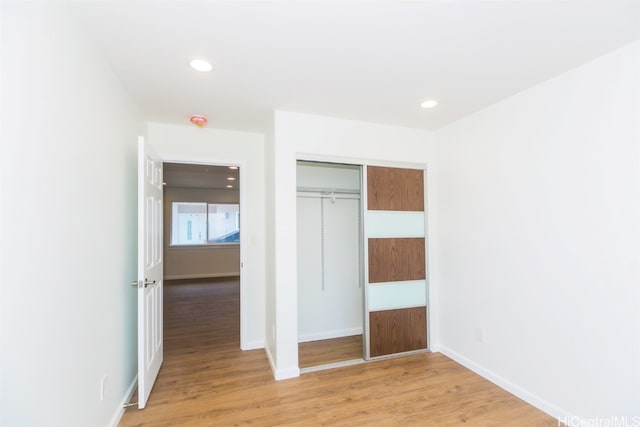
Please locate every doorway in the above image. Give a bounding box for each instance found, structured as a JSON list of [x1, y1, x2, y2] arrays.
[[163, 162, 241, 280], [296, 161, 365, 369], [162, 162, 243, 344]]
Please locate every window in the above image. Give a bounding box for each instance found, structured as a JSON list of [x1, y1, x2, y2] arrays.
[[171, 202, 240, 245], [207, 203, 241, 243]]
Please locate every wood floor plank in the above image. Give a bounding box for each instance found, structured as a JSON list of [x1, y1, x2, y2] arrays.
[[298, 335, 363, 368], [119, 278, 557, 426]]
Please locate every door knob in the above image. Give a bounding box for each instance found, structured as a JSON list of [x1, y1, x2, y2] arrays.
[[143, 279, 157, 287], [130, 279, 157, 288]]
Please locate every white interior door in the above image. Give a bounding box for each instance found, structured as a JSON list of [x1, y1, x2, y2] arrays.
[[136, 136, 163, 408]]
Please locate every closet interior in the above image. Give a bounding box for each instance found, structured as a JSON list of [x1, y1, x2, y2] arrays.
[[296, 160, 364, 369]]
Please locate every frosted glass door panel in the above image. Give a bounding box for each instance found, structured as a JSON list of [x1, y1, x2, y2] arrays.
[[297, 196, 362, 342], [296, 197, 322, 315], [368, 280, 427, 311], [367, 211, 424, 238]]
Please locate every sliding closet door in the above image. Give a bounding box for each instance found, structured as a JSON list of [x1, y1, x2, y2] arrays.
[[297, 193, 362, 342], [365, 166, 427, 358]]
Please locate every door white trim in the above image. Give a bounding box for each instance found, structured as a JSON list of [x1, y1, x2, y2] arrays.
[[157, 155, 250, 350], [296, 152, 427, 171]]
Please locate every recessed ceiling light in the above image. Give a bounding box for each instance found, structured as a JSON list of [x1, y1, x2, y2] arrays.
[[226, 184, 233, 188], [228, 166, 238, 170], [227, 177, 236, 181], [189, 59, 213, 72], [420, 99, 438, 109]]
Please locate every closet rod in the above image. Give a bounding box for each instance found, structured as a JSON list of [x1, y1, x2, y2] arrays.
[[296, 193, 361, 200], [296, 187, 360, 195]]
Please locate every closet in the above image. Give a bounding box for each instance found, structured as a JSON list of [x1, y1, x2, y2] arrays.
[[296, 161, 363, 368], [297, 160, 430, 369]]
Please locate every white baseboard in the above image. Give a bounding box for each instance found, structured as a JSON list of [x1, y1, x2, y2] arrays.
[[298, 327, 362, 343], [164, 272, 240, 280], [108, 374, 137, 427], [264, 345, 277, 377], [274, 365, 300, 381], [436, 345, 574, 423], [242, 339, 264, 350], [264, 345, 300, 381]]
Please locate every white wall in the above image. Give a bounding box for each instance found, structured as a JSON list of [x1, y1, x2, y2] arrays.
[[264, 116, 277, 371], [147, 122, 266, 350], [271, 111, 436, 378], [434, 41, 640, 421], [1, 3, 141, 426]]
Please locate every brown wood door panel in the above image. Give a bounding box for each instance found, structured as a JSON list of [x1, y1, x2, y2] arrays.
[[367, 166, 424, 212], [368, 237, 426, 283], [366, 165, 428, 358], [369, 307, 427, 357]]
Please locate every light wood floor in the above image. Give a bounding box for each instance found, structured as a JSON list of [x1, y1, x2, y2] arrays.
[[120, 278, 558, 426], [299, 335, 363, 368]]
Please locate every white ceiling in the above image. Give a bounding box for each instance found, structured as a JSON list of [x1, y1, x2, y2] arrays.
[[71, 1, 640, 133]]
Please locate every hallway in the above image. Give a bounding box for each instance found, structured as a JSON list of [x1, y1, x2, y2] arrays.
[[120, 277, 273, 426]]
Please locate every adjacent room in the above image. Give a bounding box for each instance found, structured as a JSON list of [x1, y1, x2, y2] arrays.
[[2, 1, 639, 427]]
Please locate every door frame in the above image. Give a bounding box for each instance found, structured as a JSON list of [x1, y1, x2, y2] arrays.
[[295, 152, 431, 362], [160, 155, 250, 350]]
